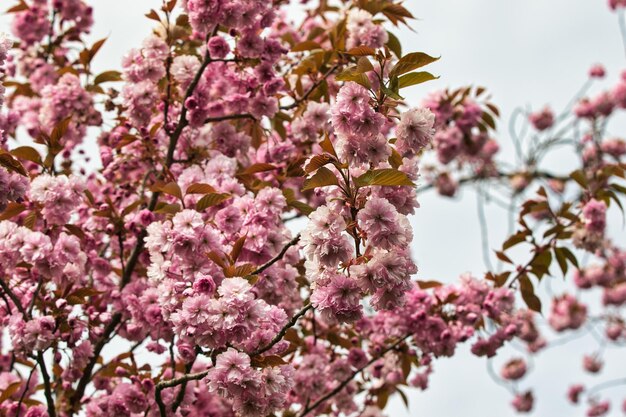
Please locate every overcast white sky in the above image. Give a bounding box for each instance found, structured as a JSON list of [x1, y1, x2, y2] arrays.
[[2, 1, 626, 416]]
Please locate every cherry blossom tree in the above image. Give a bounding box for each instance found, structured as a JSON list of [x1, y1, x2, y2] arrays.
[[0, 1, 624, 417]]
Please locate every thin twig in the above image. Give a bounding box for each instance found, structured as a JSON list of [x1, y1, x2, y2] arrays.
[[250, 303, 312, 357], [298, 334, 410, 417], [280, 65, 339, 111], [251, 234, 301, 276]]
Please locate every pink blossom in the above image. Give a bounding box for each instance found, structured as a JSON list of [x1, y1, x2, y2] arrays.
[[501, 358, 527, 381], [395, 107, 435, 157]]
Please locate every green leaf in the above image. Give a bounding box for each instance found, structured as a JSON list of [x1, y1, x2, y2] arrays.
[[0, 202, 27, 220], [502, 231, 527, 250], [302, 166, 339, 191], [94, 70, 122, 85], [304, 154, 335, 174], [560, 246, 579, 268], [230, 235, 247, 262], [495, 250, 513, 264], [355, 169, 414, 187], [389, 52, 439, 78], [481, 111, 497, 130], [11, 146, 42, 165], [0, 151, 27, 176], [152, 182, 183, 201], [519, 274, 542, 313], [386, 31, 402, 58], [345, 46, 376, 56], [531, 250, 552, 280], [186, 183, 217, 194], [398, 71, 438, 88], [356, 56, 374, 73], [554, 247, 568, 276], [416, 280, 442, 289], [570, 169, 588, 188], [288, 200, 315, 215], [240, 163, 277, 175], [381, 84, 403, 100], [196, 193, 231, 211], [291, 41, 323, 52], [335, 68, 371, 89]]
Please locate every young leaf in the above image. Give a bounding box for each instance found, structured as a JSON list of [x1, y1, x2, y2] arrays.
[[291, 41, 323, 52], [0, 151, 27, 176], [386, 31, 402, 58], [398, 71, 438, 88], [153, 182, 183, 201], [519, 274, 542, 313], [240, 163, 277, 175], [11, 146, 42, 165], [186, 183, 217, 194], [230, 235, 247, 262], [389, 52, 439, 78], [196, 193, 231, 211], [346, 46, 376, 56], [288, 200, 315, 215], [335, 68, 372, 89], [0, 202, 27, 220], [304, 154, 335, 174], [302, 166, 339, 191], [354, 169, 414, 187], [94, 71, 122, 85]]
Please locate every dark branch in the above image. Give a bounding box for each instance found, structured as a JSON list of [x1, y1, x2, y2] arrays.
[[37, 351, 57, 417], [251, 233, 301, 276], [0, 278, 27, 316], [250, 303, 312, 357]]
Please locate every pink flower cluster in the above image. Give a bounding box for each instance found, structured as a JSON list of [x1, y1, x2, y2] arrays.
[[501, 358, 527, 381], [421, 89, 500, 197], [12, 0, 92, 46], [330, 83, 389, 165], [582, 198, 607, 233], [346, 9, 389, 49], [362, 276, 520, 359], [185, 0, 274, 38], [30, 174, 85, 225], [529, 106, 555, 131], [424, 92, 499, 165], [548, 293, 587, 332], [395, 107, 436, 157], [0, 166, 28, 211], [170, 277, 288, 352], [206, 348, 293, 417]]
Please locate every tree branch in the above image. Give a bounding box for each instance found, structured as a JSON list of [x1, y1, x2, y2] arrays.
[[37, 351, 57, 417], [0, 278, 27, 316], [280, 65, 339, 111], [299, 334, 410, 417], [251, 233, 301, 276], [250, 303, 312, 357]]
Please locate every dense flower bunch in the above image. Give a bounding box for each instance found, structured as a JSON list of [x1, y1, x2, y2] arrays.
[[0, 0, 624, 417], [419, 87, 500, 197]]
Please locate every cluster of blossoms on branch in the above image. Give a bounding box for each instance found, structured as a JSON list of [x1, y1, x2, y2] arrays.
[[0, 0, 624, 417]]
